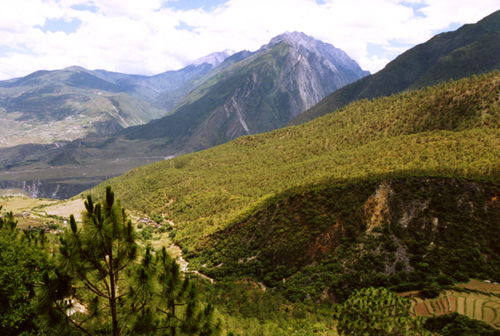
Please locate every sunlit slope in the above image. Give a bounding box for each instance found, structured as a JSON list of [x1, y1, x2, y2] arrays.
[[94, 71, 500, 240], [289, 9, 500, 127]]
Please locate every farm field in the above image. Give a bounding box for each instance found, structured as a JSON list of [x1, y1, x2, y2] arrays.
[[41, 198, 87, 222], [0, 194, 56, 213], [408, 280, 500, 328], [1, 194, 91, 229]]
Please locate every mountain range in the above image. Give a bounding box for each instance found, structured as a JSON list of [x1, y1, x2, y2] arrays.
[[0, 32, 368, 198], [2, 9, 500, 200], [0, 52, 231, 147]]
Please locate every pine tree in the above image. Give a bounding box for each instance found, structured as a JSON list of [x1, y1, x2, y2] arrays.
[[0, 209, 18, 230], [35, 186, 220, 336], [333, 287, 431, 336]]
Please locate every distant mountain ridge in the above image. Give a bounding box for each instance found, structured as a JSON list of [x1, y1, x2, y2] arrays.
[[192, 49, 236, 66], [289, 9, 500, 126], [0, 51, 234, 147], [0, 31, 368, 198], [128, 31, 368, 153]]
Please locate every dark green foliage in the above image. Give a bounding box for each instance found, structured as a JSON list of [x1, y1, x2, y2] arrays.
[[425, 312, 500, 336], [1, 211, 18, 230], [131, 246, 222, 336], [141, 225, 154, 240], [0, 210, 52, 336], [198, 279, 336, 335], [333, 287, 430, 336], [35, 186, 220, 336], [421, 282, 442, 298]]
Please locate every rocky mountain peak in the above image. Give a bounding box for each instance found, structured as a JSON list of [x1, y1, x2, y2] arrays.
[[264, 31, 369, 76], [267, 31, 316, 50], [192, 49, 236, 67]]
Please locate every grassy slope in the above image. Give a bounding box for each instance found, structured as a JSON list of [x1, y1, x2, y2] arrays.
[[94, 71, 500, 239]]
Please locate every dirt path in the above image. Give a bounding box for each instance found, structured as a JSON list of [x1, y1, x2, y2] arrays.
[[168, 243, 216, 283], [163, 218, 215, 283]]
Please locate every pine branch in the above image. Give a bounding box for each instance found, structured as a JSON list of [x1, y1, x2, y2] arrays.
[[84, 279, 111, 300], [53, 300, 96, 336]]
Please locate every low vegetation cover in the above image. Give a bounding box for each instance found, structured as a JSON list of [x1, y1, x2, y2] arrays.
[[333, 287, 430, 336]]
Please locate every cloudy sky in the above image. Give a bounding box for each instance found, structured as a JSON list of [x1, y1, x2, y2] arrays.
[[0, 0, 498, 80]]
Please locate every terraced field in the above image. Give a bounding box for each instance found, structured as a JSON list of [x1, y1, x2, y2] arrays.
[[408, 280, 500, 328]]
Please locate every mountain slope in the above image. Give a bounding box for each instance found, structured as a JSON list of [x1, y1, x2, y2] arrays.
[[196, 176, 500, 303], [289, 9, 500, 126], [154, 50, 253, 112], [0, 52, 232, 147], [86, 71, 500, 303], [93, 70, 500, 238], [0, 32, 368, 198], [122, 31, 368, 152]]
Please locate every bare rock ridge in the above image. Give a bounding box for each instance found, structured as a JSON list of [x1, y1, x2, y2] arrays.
[[266, 31, 368, 78]]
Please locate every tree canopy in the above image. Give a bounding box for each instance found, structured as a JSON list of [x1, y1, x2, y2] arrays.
[[35, 186, 220, 336], [333, 287, 430, 336]]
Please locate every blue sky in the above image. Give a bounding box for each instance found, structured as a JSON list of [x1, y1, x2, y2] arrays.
[[0, 0, 498, 80]]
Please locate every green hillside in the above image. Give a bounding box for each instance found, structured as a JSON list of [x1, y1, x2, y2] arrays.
[[3, 71, 500, 335], [83, 71, 500, 321], [290, 9, 500, 127], [96, 71, 500, 223]]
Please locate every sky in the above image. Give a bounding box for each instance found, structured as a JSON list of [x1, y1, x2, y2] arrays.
[[0, 0, 498, 80]]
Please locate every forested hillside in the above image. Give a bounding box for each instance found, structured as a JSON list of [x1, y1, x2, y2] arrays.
[[290, 9, 500, 126], [79, 71, 500, 333], [97, 71, 500, 226], [81, 71, 498, 302]]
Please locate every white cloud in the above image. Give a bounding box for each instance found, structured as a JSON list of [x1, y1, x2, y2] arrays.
[[0, 0, 498, 80]]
